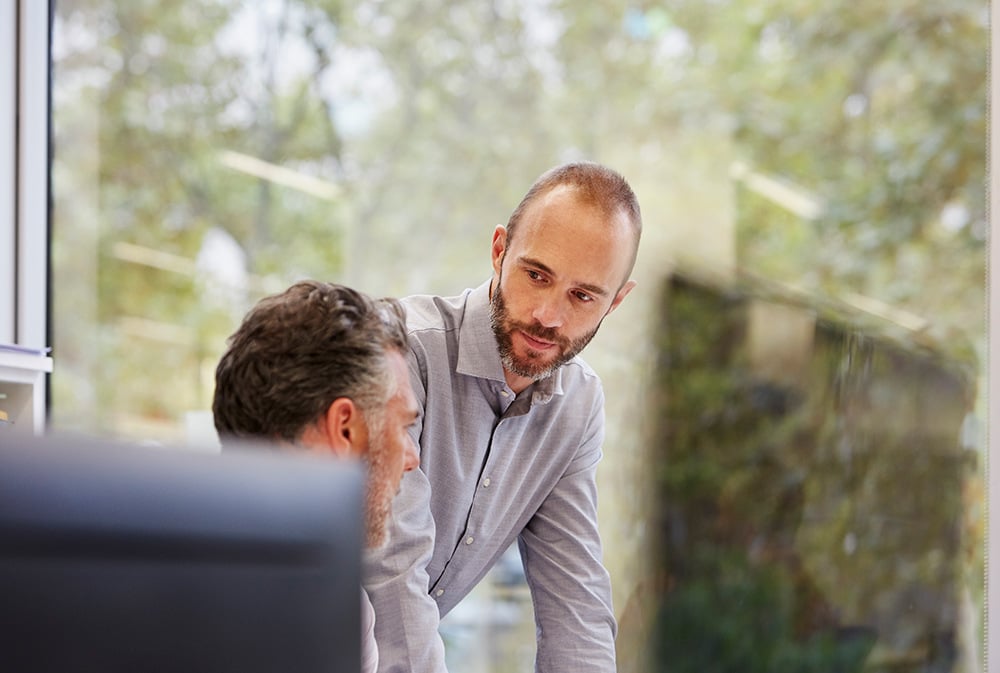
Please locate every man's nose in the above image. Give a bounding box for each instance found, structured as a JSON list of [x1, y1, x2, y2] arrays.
[[531, 292, 566, 328], [403, 439, 419, 472]]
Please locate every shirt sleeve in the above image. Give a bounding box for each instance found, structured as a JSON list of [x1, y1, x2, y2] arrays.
[[363, 467, 448, 673], [361, 339, 449, 673], [360, 589, 379, 673], [518, 393, 618, 673]]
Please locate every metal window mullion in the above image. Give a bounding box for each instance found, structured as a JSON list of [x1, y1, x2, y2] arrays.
[[16, 0, 49, 351], [0, 1, 16, 344]]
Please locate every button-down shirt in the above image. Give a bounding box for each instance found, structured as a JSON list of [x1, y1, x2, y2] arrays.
[[363, 280, 617, 673], [361, 588, 378, 673]]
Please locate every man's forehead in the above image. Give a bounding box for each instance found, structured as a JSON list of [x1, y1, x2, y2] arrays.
[[523, 185, 634, 235], [530, 183, 584, 211], [512, 195, 635, 284]]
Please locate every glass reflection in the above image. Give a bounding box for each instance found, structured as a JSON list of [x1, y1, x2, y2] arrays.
[[48, 0, 986, 671], [645, 274, 979, 672]]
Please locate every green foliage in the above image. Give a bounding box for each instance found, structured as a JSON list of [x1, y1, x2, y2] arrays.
[[52, 0, 348, 435], [48, 4, 986, 668], [652, 552, 875, 673], [672, 1, 986, 346], [654, 276, 974, 670], [52, 0, 985, 434]]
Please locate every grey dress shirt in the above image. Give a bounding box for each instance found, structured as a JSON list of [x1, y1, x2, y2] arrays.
[[361, 588, 378, 673], [363, 280, 617, 673]]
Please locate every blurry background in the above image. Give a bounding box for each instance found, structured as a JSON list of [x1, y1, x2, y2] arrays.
[[48, 1, 986, 671]]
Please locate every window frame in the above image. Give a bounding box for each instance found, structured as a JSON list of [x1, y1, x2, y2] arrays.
[[1, 0, 49, 351], [0, 1, 16, 343]]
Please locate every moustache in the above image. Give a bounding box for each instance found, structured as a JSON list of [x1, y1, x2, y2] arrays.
[[513, 320, 570, 348]]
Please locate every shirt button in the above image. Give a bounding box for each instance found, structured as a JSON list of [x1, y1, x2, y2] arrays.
[[483, 478, 491, 488], [435, 589, 444, 597], [500, 390, 510, 398], [465, 536, 474, 545]]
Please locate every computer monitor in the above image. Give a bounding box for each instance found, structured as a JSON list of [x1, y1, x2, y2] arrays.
[[0, 433, 364, 673]]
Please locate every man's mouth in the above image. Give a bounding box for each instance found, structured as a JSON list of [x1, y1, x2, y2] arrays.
[[519, 331, 556, 351]]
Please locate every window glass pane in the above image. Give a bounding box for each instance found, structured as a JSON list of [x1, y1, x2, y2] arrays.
[[50, 1, 987, 671]]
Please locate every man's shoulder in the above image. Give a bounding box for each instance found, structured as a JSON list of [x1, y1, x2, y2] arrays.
[[567, 351, 599, 376], [400, 288, 476, 333], [559, 355, 604, 394]]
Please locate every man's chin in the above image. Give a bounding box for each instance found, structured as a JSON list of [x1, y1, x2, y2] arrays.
[[504, 353, 558, 382]]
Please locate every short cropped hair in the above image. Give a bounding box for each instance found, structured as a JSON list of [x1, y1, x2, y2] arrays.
[[212, 281, 408, 445], [505, 161, 642, 275]]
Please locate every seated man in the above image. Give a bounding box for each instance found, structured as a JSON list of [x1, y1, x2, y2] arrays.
[[211, 280, 420, 673]]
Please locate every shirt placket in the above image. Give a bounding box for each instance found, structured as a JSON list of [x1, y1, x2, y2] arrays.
[[433, 382, 526, 606]]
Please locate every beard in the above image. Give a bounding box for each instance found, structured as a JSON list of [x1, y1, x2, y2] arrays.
[[363, 419, 394, 549], [489, 278, 600, 382]]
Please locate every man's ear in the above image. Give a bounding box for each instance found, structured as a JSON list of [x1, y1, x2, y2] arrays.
[[302, 397, 367, 459], [491, 225, 507, 276], [606, 279, 637, 316]]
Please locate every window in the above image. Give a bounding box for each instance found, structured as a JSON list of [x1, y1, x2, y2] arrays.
[[47, 1, 988, 670]]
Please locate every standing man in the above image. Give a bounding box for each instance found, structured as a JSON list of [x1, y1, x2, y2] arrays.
[[365, 161, 641, 672], [212, 280, 421, 673]]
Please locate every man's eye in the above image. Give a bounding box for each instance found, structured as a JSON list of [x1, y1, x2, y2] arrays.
[[574, 291, 594, 303], [527, 270, 543, 281]]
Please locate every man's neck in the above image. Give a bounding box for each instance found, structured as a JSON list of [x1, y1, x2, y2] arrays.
[[504, 369, 534, 395]]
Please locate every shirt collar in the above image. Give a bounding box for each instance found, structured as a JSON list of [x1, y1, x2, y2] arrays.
[[456, 279, 564, 400]]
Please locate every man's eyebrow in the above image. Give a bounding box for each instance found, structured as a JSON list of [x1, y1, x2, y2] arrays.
[[518, 256, 611, 298]]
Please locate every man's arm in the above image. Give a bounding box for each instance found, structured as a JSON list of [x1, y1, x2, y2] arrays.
[[362, 335, 448, 673], [363, 466, 448, 673], [518, 398, 617, 673]]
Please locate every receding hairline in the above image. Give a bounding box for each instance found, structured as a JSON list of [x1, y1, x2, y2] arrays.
[[508, 162, 641, 224], [504, 163, 642, 275], [508, 182, 642, 282]]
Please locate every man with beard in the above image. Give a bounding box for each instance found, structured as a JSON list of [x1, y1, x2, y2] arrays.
[[365, 161, 641, 673], [212, 280, 420, 673]]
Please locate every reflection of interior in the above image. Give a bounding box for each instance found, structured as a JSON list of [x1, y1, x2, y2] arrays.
[[217, 150, 341, 201], [642, 271, 976, 672]]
